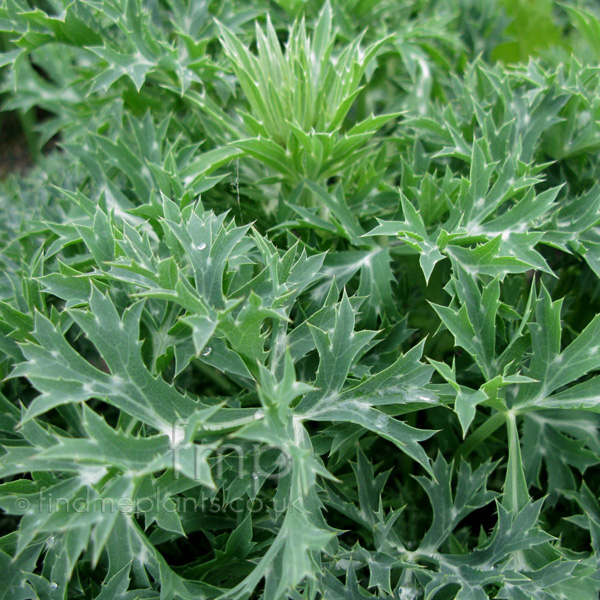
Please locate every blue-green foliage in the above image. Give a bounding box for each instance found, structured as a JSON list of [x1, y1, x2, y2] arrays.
[[0, 0, 600, 598]]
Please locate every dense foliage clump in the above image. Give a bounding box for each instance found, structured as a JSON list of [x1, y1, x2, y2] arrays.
[[1, 1, 600, 598]]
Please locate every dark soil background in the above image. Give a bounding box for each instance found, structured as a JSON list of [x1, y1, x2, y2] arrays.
[[0, 113, 33, 179]]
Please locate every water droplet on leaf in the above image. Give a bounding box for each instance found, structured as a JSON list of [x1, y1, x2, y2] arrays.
[[375, 413, 388, 429], [253, 409, 264, 420], [196, 242, 207, 250], [201, 346, 212, 357]]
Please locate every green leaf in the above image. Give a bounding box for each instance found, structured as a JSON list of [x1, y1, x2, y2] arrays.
[[13, 288, 197, 431]]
